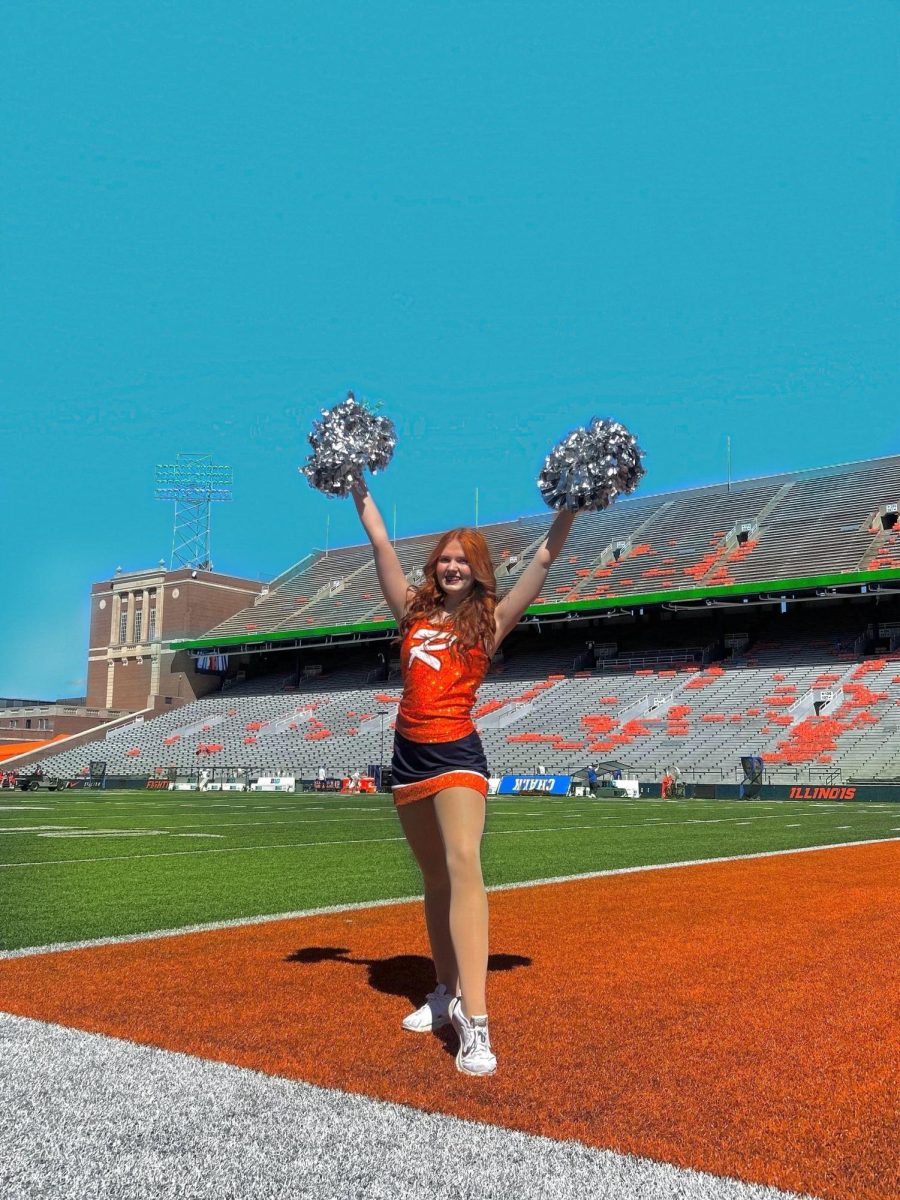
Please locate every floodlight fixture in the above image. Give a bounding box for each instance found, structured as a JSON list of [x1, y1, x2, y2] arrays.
[[155, 453, 233, 570]]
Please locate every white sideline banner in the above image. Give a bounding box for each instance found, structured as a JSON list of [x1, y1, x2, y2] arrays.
[[251, 776, 296, 792], [611, 779, 640, 798]]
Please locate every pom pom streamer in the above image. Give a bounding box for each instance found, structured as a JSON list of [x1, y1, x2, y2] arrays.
[[538, 418, 645, 512], [300, 392, 397, 497]]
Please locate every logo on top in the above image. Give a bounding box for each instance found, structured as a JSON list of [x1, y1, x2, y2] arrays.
[[408, 627, 457, 671]]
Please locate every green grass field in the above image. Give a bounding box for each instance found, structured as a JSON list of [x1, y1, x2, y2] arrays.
[[1, 790, 898, 951]]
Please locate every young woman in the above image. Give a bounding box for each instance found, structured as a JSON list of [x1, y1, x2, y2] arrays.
[[352, 481, 576, 1075]]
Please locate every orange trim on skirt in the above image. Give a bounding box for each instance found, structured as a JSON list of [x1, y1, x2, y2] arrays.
[[392, 771, 488, 806]]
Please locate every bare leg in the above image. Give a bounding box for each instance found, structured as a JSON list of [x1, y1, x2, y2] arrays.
[[432, 786, 488, 1017], [396, 797, 458, 992]]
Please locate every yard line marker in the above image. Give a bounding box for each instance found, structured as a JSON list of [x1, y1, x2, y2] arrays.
[[0, 826, 70, 834], [172, 816, 398, 830], [0, 813, 779, 872], [2, 836, 898, 960], [0, 833, 409, 871]]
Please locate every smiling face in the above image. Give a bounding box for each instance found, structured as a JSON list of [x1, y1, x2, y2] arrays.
[[435, 538, 475, 608]]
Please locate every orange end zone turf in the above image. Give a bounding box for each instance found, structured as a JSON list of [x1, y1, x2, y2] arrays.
[[1, 843, 898, 1200]]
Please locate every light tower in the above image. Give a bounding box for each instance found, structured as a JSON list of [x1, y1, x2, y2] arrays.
[[155, 453, 233, 570]]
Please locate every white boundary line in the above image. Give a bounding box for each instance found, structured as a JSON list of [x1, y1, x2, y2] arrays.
[[0, 806, 889, 868], [0, 814, 777, 870], [2, 836, 897, 961]]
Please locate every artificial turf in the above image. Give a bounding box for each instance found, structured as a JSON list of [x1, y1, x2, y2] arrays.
[[0, 790, 897, 951], [1, 842, 897, 1200]]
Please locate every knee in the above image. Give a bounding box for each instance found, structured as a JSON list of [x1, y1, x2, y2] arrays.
[[445, 844, 484, 884]]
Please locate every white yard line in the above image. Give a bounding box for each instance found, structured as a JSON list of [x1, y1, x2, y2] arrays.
[[0, 833, 409, 870], [2, 837, 897, 960], [0, 813, 781, 869]]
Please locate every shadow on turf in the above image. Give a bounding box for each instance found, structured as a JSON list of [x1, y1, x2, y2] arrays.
[[287, 948, 532, 1059], [286, 946, 531, 1009]]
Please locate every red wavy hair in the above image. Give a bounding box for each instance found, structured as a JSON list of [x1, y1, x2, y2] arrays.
[[400, 527, 497, 656]]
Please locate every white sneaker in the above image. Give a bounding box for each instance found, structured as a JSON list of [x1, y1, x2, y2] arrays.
[[401, 983, 453, 1032], [449, 997, 497, 1076]]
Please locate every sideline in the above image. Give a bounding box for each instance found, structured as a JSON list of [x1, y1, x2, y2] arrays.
[[2, 835, 897, 960]]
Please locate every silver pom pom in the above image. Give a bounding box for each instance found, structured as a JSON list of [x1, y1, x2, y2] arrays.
[[300, 392, 397, 497], [538, 417, 645, 512]]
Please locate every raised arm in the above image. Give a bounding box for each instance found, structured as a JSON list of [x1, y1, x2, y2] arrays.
[[351, 482, 413, 623], [494, 510, 577, 646]]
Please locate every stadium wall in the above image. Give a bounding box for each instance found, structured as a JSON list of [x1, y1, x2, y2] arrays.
[[1, 708, 155, 771], [689, 783, 900, 802], [0, 708, 125, 749]]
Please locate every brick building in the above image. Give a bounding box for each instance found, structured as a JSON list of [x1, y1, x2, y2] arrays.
[[0, 703, 128, 751], [86, 566, 264, 714]]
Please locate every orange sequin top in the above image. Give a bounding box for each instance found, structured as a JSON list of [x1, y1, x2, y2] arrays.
[[395, 616, 490, 743]]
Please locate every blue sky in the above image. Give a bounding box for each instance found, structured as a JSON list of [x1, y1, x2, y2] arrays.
[[2, 1, 897, 699]]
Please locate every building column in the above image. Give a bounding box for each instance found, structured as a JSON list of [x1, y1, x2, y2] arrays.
[[125, 592, 135, 645], [149, 590, 160, 697], [155, 583, 165, 641], [110, 593, 122, 646], [141, 589, 149, 644], [149, 584, 163, 703]]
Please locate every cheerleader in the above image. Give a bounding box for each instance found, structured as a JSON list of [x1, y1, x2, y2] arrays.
[[352, 481, 577, 1075], [301, 396, 643, 1075]]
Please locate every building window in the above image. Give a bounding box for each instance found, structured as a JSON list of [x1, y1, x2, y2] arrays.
[[134, 610, 143, 643], [25, 719, 32, 729], [6, 720, 15, 728], [38, 719, 50, 730], [148, 607, 157, 641], [118, 610, 128, 644]]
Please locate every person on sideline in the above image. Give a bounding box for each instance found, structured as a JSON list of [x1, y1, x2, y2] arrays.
[[352, 481, 576, 1076]]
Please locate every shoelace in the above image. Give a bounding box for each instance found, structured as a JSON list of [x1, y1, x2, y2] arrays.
[[462, 1019, 491, 1058]]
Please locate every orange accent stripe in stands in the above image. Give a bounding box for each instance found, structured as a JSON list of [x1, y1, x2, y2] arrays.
[[0, 844, 897, 1200], [0, 736, 68, 761]]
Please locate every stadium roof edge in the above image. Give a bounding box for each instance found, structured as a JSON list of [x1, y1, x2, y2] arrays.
[[171, 566, 900, 652], [328, 450, 900, 544], [220, 451, 900, 592]]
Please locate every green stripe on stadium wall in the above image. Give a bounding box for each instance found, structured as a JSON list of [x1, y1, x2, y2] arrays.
[[172, 567, 900, 651], [170, 567, 900, 651]]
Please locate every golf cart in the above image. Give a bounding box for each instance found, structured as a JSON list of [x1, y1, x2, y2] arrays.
[[17, 770, 68, 792]]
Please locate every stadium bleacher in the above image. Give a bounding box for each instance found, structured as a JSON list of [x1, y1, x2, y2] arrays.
[[191, 455, 900, 646], [21, 453, 900, 787], [29, 628, 900, 784]]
